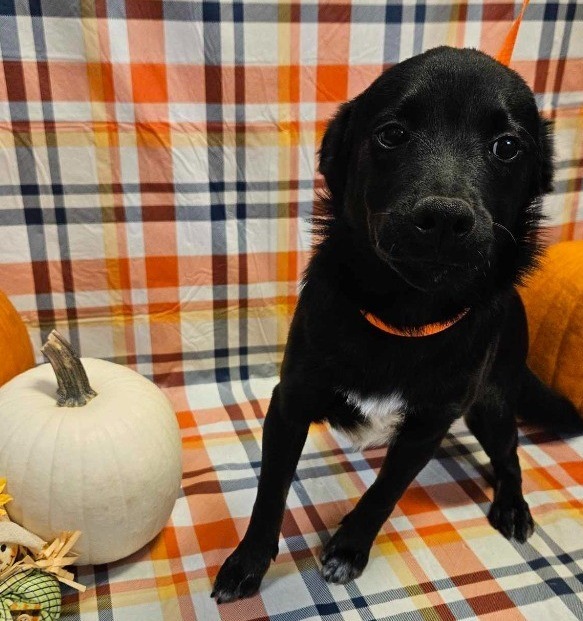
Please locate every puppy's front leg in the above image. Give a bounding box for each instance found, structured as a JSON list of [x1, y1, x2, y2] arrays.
[[465, 388, 534, 542], [212, 384, 310, 603], [321, 415, 452, 584]]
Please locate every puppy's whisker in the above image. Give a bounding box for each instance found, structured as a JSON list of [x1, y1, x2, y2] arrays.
[[366, 200, 395, 263], [381, 242, 397, 262], [493, 222, 517, 246], [373, 238, 392, 262]]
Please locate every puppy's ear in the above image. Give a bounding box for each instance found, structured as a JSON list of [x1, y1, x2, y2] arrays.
[[537, 117, 554, 193], [318, 100, 355, 205]]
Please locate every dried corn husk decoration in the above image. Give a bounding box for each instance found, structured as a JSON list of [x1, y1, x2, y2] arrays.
[[1, 490, 85, 621], [0, 518, 86, 620], [0, 532, 85, 593], [18, 532, 85, 593]]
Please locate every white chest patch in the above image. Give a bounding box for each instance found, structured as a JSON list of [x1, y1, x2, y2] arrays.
[[340, 390, 407, 450]]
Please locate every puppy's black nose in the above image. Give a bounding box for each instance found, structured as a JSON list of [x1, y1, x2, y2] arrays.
[[411, 197, 475, 243]]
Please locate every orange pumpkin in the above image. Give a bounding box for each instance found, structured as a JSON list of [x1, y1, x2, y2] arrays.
[[0, 290, 35, 386], [519, 241, 583, 415]]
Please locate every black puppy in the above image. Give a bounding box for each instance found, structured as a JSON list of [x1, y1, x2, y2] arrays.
[[211, 46, 580, 603]]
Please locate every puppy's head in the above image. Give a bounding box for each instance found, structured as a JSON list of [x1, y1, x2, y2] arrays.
[[319, 47, 553, 294]]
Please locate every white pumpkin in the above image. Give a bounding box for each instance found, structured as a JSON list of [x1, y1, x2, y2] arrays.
[[0, 331, 182, 566]]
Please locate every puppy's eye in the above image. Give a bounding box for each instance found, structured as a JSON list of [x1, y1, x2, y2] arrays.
[[376, 124, 409, 149], [491, 136, 520, 161]]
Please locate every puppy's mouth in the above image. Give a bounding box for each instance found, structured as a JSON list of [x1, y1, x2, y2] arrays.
[[388, 255, 465, 291], [373, 240, 485, 292]]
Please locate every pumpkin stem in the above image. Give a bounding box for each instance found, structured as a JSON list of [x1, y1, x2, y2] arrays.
[[41, 330, 97, 407]]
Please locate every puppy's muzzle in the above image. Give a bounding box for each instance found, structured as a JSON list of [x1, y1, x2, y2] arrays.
[[411, 197, 476, 248]]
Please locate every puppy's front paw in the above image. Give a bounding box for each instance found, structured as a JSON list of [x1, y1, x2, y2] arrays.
[[211, 545, 272, 604], [320, 530, 370, 584], [488, 497, 535, 543]]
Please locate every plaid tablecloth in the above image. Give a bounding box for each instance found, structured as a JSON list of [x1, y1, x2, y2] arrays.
[[0, 1, 582, 619], [61, 377, 583, 620]]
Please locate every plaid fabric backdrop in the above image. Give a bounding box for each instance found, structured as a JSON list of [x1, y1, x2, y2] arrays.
[[0, 1, 582, 620]]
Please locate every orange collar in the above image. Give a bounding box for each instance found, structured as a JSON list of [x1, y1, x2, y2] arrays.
[[361, 308, 470, 337]]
